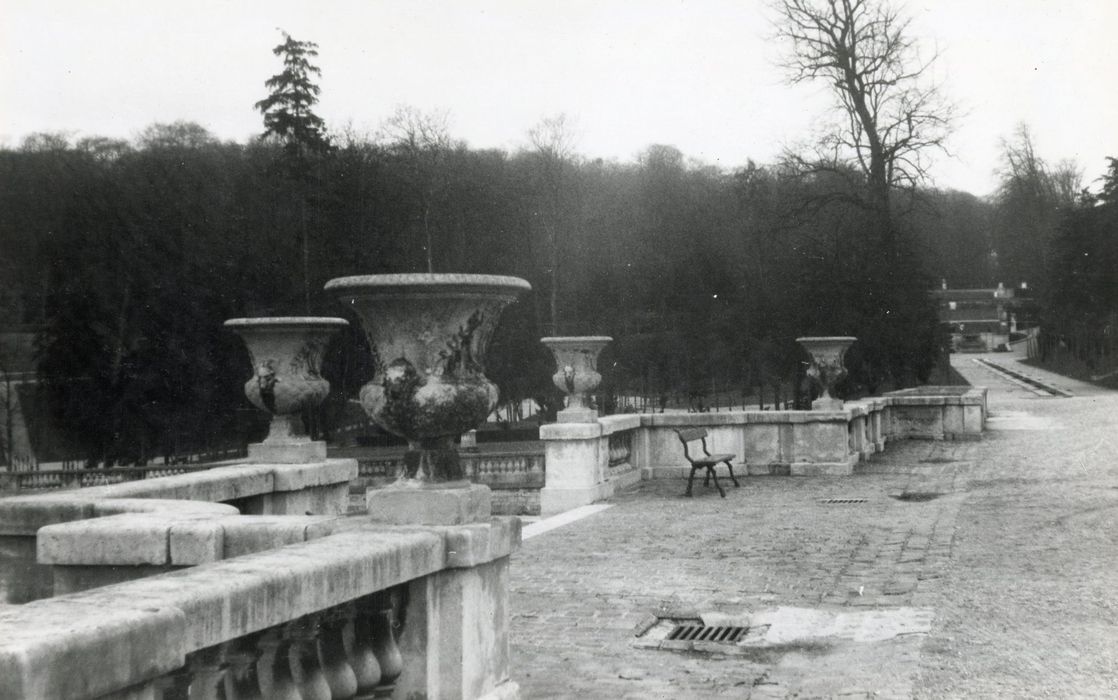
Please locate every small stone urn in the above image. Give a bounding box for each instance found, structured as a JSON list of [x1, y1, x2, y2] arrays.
[[541, 336, 612, 423], [325, 274, 530, 524], [797, 336, 856, 410], [225, 317, 348, 463]]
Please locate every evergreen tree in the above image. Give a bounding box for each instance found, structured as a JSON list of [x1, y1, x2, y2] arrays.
[[255, 32, 331, 158], [255, 31, 332, 311]]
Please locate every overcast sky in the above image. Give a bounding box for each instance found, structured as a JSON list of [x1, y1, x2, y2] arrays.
[[2, 0, 1116, 196]]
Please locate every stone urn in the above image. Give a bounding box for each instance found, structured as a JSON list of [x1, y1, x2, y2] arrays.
[[797, 336, 856, 410], [541, 336, 612, 423], [325, 274, 530, 490], [225, 317, 348, 462]]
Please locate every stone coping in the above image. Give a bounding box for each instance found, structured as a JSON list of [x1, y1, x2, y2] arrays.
[[223, 316, 348, 328], [37, 509, 520, 567], [639, 410, 869, 426], [0, 521, 518, 700], [325, 273, 532, 294], [539, 335, 613, 345], [0, 459, 357, 536]]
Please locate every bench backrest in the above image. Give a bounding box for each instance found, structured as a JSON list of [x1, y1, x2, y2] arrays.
[[674, 428, 712, 462], [675, 427, 709, 444]]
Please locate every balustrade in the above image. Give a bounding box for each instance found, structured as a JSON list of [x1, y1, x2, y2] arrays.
[[141, 588, 409, 700]]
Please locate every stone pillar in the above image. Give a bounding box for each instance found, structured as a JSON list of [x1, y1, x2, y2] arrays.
[[538, 422, 608, 515], [394, 521, 520, 700]]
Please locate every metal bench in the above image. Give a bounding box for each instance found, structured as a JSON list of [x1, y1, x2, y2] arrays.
[[674, 428, 741, 497]]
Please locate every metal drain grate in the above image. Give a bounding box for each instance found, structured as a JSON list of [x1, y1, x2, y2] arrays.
[[820, 497, 868, 504], [667, 624, 748, 643]]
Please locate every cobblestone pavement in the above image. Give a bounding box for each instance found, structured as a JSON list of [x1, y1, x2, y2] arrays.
[[509, 353, 1118, 698]]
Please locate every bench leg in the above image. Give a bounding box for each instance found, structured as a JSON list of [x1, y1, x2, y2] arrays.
[[723, 460, 741, 488], [707, 466, 726, 498], [685, 466, 699, 496]]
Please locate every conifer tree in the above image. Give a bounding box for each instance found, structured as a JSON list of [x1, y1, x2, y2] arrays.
[[256, 32, 331, 311]]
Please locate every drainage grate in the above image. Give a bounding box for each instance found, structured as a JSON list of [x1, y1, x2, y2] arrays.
[[667, 624, 748, 643], [820, 498, 868, 504]]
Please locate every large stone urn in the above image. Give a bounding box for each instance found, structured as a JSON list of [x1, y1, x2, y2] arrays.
[[325, 274, 530, 523], [225, 317, 348, 462], [541, 336, 612, 423], [797, 336, 856, 410]]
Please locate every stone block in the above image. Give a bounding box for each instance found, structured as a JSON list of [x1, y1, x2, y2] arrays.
[[437, 517, 522, 568], [38, 514, 171, 566], [169, 520, 225, 565], [93, 499, 239, 518], [220, 515, 339, 558], [395, 557, 513, 700], [556, 406, 599, 423], [539, 422, 602, 440], [367, 484, 492, 526], [540, 483, 611, 515], [0, 599, 186, 700], [0, 496, 95, 536], [247, 440, 327, 464], [268, 458, 358, 491]]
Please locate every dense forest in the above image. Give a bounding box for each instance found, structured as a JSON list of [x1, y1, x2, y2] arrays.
[[0, 20, 1112, 466]]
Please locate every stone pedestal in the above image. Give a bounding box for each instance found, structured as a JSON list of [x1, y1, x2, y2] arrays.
[[811, 397, 844, 411], [366, 484, 492, 526], [247, 440, 327, 464], [555, 406, 599, 424]]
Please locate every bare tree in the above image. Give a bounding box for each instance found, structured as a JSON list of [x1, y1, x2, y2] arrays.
[[992, 124, 1081, 290], [381, 105, 458, 273], [773, 0, 953, 240], [526, 113, 579, 334]]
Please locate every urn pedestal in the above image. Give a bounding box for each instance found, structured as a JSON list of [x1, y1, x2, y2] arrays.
[[541, 336, 612, 423], [797, 336, 856, 411], [225, 317, 347, 463], [326, 274, 530, 525]]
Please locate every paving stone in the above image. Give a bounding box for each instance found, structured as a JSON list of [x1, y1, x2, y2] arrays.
[[509, 354, 1118, 697]]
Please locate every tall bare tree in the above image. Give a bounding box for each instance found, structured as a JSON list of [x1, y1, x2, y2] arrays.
[[381, 105, 457, 273], [773, 0, 953, 241], [527, 113, 579, 334], [993, 124, 1081, 292]]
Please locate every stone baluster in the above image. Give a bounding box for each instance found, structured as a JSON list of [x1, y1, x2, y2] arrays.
[[259, 628, 301, 700], [186, 645, 229, 700], [319, 605, 359, 699], [365, 592, 404, 688], [223, 634, 265, 700], [289, 616, 333, 700], [350, 603, 383, 697]]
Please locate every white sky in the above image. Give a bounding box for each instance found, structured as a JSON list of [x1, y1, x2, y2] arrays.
[[2, 0, 1116, 196]]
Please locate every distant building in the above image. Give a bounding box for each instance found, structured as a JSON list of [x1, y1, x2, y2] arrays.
[[931, 282, 1015, 352]]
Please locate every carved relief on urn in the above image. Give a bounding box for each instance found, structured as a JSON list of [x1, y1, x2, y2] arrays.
[[225, 317, 348, 462], [541, 336, 612, 423], [325, 274, 530, 486], [797, 336, 856, 410]]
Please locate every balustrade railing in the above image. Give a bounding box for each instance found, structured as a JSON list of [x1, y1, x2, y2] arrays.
[[359, 449, 546, 487], [0, 519, 518, 699], [148, 588, 406, 700], [89, 588, 407, 700], [0, 463, 228, 492]]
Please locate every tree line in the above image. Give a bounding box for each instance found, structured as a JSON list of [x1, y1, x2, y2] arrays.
[[2, 4, 1111, 465]]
